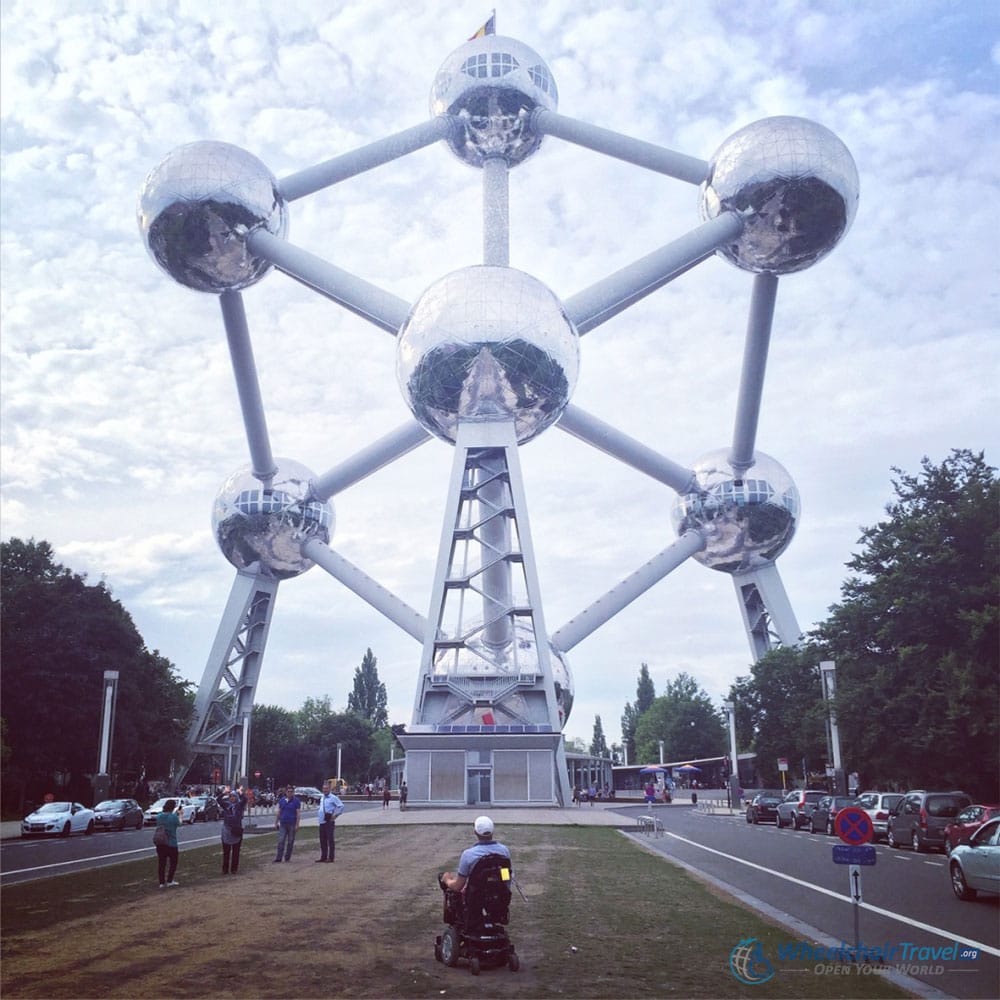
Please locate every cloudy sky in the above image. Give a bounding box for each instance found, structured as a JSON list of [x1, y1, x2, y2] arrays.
[[2, 1, 997, 752]]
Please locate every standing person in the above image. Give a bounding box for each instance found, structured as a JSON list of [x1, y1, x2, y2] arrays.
[[399, 781, 408, 810], [273, 784, 301, 862], [316, 780, 344, 863], [216, 786, 247, 874], [154, 799, 181, 888], [382, 783, 391, 809]]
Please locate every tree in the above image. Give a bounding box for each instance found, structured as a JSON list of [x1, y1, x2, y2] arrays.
[[250, 705, 299, 786], [347, 648, 388, 729], [621, 663, 656, 764], [634, 673, 725, 765], [1, 538, 192, 810], [589, 715, 609, 757], [814, 450, 999, 796]]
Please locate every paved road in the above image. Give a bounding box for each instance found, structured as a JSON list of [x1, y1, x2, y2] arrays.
[[615, 803, 999, 1000]]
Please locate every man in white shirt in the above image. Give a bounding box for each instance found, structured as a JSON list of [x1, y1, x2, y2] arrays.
[[316, 780, 344, 863]]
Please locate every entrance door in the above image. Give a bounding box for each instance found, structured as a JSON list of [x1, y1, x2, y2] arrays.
[[467, 767, 491, 805]]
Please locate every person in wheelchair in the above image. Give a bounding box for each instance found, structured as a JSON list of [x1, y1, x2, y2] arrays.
[[436, 815, 519, 974]]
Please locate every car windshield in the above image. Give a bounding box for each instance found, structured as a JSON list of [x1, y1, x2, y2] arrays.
[[36, 802, 70, 814], [95, 800, 123, 810], [149, 799, 172, 809], [928, 795, 970, 817]]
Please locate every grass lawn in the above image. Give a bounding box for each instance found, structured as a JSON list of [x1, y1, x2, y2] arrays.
[[1, 825, 911, 999]]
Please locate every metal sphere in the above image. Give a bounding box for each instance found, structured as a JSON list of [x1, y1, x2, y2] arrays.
[[396, 266, 579, 445], [430, 35, 557, 168], [671, 449, 800, 573], [700, 116, 859, 274], [138, 140, 288, 293], [212, 459, 333, 580], [432, 618, 574, 729]]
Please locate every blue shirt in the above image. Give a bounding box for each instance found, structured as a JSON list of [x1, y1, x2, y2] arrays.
[[457, 839, 511, 877], [317, 792, 344, 823], [277, 795, 301, 825]]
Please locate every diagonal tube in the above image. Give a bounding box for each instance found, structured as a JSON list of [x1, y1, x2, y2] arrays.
[[278, 117, 456, 201], [729, 272, 779, 476], [533, 108, 709, 185], [550, 529, 705, 652], [564, 212, 743, 335], [219, 291, 277, 485], [556, 404, 696, 493], [247, 230, 410, 334], [309, 421, 432, 501]]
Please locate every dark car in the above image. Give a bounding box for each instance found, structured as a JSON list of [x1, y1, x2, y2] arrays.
[[93, 798, 144, 831], [776, 790, 826, 829], [809, 795, 857, 835], [943, 804, 1000, 855], [887, 790, 973, 853], [746, 791, 783, 824], [189, 795, 222, 822]]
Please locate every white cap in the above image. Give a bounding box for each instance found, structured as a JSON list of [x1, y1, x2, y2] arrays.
[[474, 815, 494, 836]]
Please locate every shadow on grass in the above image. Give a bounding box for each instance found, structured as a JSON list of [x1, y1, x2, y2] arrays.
[[1, 826, 910, 999]]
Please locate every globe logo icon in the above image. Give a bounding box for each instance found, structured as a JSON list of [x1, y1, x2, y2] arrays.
[[729, 938, 775, 985]]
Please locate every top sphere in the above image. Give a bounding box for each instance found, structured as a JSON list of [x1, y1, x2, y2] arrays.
[[138, 140, 288, 293], [700, 116, 859, 274], [430, 35, 557, 167], [396, 266, 579, 445], [671, 449, 800, 574]]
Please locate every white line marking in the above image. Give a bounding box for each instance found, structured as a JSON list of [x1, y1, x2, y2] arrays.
[[662, 829, 1000, 959], [1, 836, 219, 877]]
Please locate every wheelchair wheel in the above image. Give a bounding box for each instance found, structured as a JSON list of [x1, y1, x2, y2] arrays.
[[469, 957, 480, 976], [508, 951, 520, 972], [440, 927, 459, 967]]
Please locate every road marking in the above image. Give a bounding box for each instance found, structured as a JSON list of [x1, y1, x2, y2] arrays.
[[661, 829, 1000, 959], [1, 836, 219, 877]]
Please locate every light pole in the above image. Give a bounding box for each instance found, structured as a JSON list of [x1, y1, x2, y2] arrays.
[[819, 661, 846, 795], [722, 700, 740, 810]]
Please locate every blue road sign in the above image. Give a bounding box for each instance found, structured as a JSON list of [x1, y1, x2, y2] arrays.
[[833, 844, 877, 865], [835, 806, 874, 845]]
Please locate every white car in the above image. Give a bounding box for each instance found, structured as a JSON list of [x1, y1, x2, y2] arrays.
[[21, 801, 96, 837], [144, 797, 198, 825], [949, 818, 1000, 901], [855, 791, 904, 841]]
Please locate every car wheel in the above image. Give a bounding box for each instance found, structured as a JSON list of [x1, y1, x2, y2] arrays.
[[85, 820, 95, 835], [950, 862, 977, 901], [60, 822, 72, 837], [508, 950, 520, 972], [944, 836, 953, 856], [887, 827, 898, 848], [746, 811, 752, 824], [469, 956, 481, 976], [776, 814, 785, 829], [827, 817, 834, 836], [440, 927, 459, 967], [912, 830, 925, 853], [135, 816, 143, 830]]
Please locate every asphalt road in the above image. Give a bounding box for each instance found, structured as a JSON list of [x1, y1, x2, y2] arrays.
[[613, 804, 999, 1000]]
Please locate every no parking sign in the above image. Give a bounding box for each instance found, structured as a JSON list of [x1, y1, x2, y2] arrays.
[[835, 806, 874, 845]]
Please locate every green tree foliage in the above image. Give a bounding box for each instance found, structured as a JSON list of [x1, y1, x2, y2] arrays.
[[621, 663, 656, 763], [1, 538, 192, 808], [589, 715, 609, 757], [634, 673, 726, 764], [250, 705, 299, 785], [347, 647, 388, 729], [814, 450, 999, 797]]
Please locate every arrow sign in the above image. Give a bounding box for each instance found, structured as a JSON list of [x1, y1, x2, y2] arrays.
[[835, 806, 874, 845], [849, 864, 863, 903], [833, 844, 876, 865]]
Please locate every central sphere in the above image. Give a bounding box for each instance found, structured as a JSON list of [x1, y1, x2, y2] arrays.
[[212, 459, 333, 580], [430, 35, 558, 167], [671, 449, 800, 573], [396, 266, 579, 445]]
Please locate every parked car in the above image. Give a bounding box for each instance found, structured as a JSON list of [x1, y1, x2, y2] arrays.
[[944, 804, 1000, 855], [143, 797, 198, 825], [887, 790, 973, 852], [746, 791, 783, 824], [809, 795, 857, 835], [949, 818, 1000, 901], [776, 790, 826, 829], [189, 795, 222, 822], [855, 791, 904, 841], [295, 786, 323, 805], [93, 798, 144, 831], [21, 801, 96, 838]]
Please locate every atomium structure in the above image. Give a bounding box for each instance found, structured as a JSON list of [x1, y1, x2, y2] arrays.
[[138, 29, 858, 805]]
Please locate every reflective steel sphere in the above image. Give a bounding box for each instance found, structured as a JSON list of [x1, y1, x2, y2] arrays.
[[212, 459, 333, 579], [671, 449, 800, 573], [138, 141, 288, 293], [396, 266, 579, 445], [700, 117, 858, 274], [431, 618, 574, 728], [430, 35, 557, 167]]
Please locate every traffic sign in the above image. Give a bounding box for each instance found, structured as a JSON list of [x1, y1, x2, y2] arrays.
[[833, 844, 876, 865], [835, 806, 874, 845], [849, 865, 863, 903]]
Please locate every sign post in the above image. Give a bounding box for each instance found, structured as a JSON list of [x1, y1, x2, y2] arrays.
[[777, 757, 788, 790], [832, 807, 874, 960]]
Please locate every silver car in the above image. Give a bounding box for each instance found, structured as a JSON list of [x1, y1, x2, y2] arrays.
[[855, 791, 904, 841], [949, 818, 1000, 901]]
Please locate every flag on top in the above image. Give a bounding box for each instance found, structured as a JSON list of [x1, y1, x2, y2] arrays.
[[468, 11, 496, 40]]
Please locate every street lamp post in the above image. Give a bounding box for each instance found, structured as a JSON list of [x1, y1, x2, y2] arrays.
[[722, 700, 740, 810], [819, 661, 846, 795]]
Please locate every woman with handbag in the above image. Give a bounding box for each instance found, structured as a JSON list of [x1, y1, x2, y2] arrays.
[[216, 786, 247, 874], [153, 799, 181, 888]]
